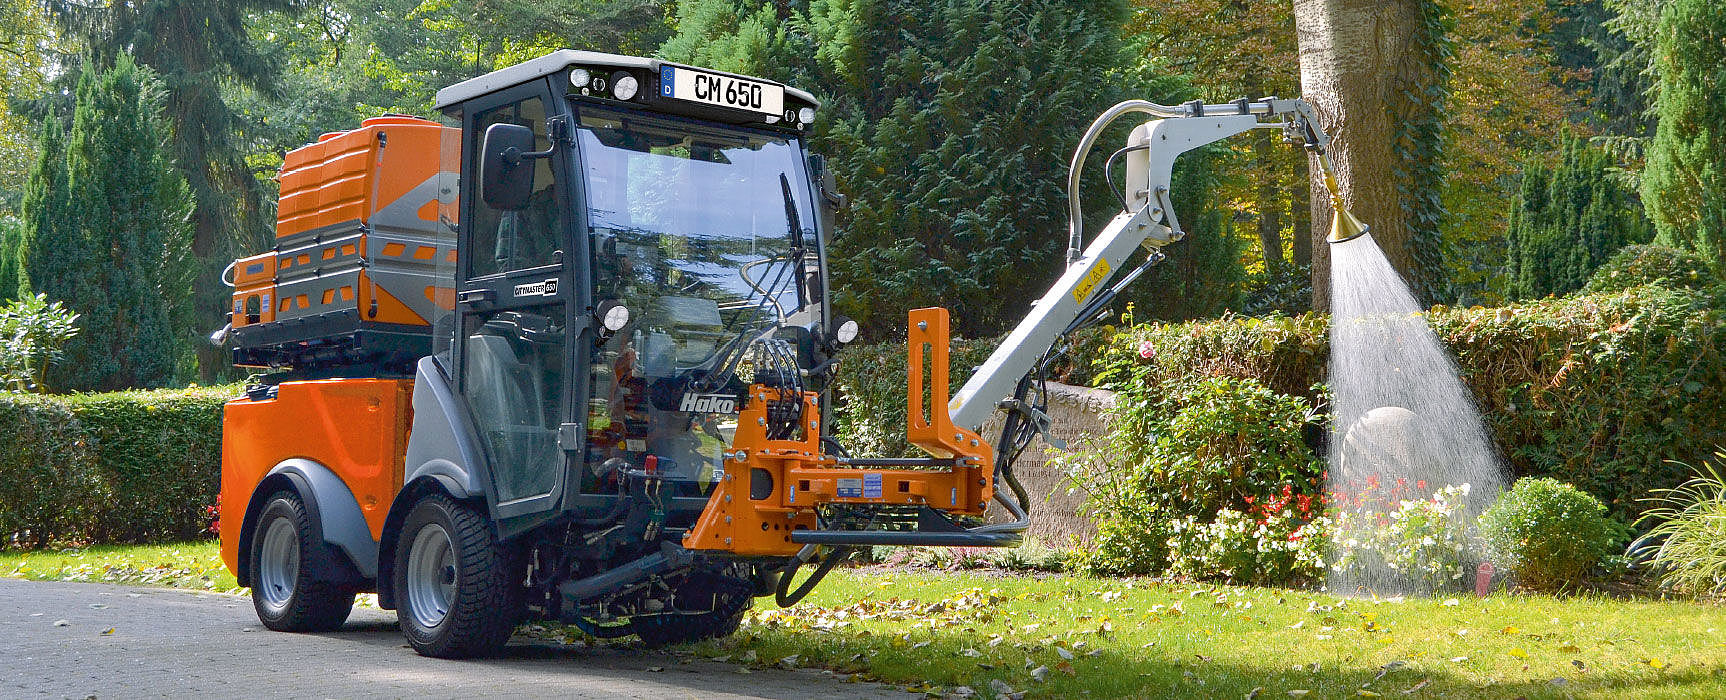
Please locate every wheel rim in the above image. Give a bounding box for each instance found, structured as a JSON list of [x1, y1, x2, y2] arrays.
[[256, 516, 300, 614], [406, 523, 456, 629]]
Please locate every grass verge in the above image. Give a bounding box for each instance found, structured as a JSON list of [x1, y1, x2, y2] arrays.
[[698, 569, 1726, 699], [7, 543, 1722, 698], [1, 540, 239, 593]]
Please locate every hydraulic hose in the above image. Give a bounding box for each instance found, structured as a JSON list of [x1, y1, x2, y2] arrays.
[[775, 547, 849, 607]]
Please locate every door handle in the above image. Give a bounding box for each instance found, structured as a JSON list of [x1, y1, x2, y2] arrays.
[[457, 288, 495, 307]]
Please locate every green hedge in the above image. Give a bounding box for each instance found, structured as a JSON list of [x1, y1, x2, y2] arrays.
[[0, 387, 230, 548], [834, 284, 1726, 520]]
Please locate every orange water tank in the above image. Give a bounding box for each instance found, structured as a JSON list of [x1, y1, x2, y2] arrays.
[[228, 116, 460, 369]]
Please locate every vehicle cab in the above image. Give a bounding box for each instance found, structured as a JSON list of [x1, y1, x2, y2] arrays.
[[430, 51, 840, 536]]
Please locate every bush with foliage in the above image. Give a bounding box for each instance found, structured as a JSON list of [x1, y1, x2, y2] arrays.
[[1060, 285, 1726, 519], [0, 293, 79, 391], [1165, 504, 1329, 585], [1582, 244, 1716, 293], [1060, 377, 1323, 580], [1631, 455, 1726, 596], [0, 387, 229, 548], [1133, 377, 1323, 520], [1330, 484, 1477, 594], [1478, 477, 1624, 591]]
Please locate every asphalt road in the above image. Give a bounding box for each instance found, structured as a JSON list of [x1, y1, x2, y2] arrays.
[[0, 579, 901, 699]]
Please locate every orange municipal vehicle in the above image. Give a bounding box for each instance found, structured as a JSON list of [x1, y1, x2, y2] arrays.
[[216, 49, 1356, 658], [215, 50, 1019, 658]]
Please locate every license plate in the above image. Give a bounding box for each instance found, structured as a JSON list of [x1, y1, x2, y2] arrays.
[[659, 65, 784, 117]]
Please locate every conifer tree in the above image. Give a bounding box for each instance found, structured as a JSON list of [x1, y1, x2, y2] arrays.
[[1505, 132, 1650, 299], [21, 55, 194, 391], [1641, 0, 1726, 268]]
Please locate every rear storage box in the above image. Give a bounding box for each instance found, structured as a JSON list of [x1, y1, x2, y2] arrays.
[[230, 116, 459, 370]]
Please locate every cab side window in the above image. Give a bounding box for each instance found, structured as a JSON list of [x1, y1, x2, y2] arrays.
[[468, 96, 563, 278]]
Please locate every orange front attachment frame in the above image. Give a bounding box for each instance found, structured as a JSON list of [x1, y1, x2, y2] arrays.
[[682, 308, 995, 556]]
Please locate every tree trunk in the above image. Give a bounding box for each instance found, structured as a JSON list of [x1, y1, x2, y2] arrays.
[[1292, 0, 1432, 308]]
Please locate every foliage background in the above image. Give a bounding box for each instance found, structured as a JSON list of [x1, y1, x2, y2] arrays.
[[0, 387, 228, 549]]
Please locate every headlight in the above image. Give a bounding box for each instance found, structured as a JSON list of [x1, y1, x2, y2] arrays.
[[598, 301, 631, 332], [569, 68, 591, 88], [798, 107, 816, 125], [611, 72, 639, 101], [833, 317, 859, 345]]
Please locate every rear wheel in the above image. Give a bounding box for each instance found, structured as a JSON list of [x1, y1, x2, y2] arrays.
[[393, 495, 522, 658], [250, 492, 355, 632]]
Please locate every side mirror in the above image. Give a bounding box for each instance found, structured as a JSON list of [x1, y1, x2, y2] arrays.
[[480, 123, 537, 211]]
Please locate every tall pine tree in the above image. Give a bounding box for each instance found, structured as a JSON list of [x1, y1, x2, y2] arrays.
[[1505, 131, 1650, 299], [48, 0, 293, 382], [1641, 0, 1726, 268], [22, 55, 194, 391]]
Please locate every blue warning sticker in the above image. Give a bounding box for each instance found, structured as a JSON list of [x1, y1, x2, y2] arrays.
[[863, 472, 883, 499]]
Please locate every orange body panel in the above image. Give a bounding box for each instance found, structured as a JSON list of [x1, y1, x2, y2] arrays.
[[276, 116, 454, 239], [684, 308, 995, 556], [229, 252, 277, 328], [219, 379, 413, 576]]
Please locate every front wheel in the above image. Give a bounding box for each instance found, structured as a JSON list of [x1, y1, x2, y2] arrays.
[[250, 492, 355, 632], [393, 495, 522, 658]]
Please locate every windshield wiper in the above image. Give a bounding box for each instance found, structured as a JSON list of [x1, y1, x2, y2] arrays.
[[781, 173, 805, 252]]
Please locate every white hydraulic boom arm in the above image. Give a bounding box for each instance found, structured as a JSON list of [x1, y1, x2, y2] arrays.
[[947, 97, 1355, 433]]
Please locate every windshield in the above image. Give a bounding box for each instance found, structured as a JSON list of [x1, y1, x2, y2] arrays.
[[576, 105, 816, 495], [578, 107, 813, 334]]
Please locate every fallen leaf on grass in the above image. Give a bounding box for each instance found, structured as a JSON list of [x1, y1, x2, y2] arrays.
[[1508, 648, 1529, 659], [1645, 658, 1667, 670], [1287, 690, 1310, 697], [1030, 665, 1049, 682], [1401, 678, 1430, 695], [961, 647, 983, 657], [1441, 599, 1459, 607], [1500, 625, 1519, 635], [1056, 662, 1075, 676], [1358, 691, 1381, 697], [1558, 643, 1580, 653], [1056, 646, 1075, 660]]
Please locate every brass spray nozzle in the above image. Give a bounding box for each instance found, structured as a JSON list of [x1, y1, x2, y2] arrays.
[[1316, 152, 1370, 244]]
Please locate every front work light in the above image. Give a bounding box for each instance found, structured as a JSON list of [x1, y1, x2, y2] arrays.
[[570, 68, 592, 88], [611, 72, 639, 101]]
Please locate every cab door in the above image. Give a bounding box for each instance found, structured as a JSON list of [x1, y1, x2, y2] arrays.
[[453, 84, 579, 530]]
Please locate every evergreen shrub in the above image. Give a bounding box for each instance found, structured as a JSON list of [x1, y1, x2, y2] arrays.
[[0, 387, 229, 548], [1582, 244, 1716, 293], [1478, 477, 1624, 591]]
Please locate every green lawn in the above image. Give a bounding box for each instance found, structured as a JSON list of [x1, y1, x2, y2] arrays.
[[698, 570, 1726, 699], [1, 540, 240, 593], [6, 542, 1721, 698]]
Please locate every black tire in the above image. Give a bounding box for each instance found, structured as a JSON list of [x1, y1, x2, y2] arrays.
[[249, 492, 356, 632], [393, 495, 522, 658]]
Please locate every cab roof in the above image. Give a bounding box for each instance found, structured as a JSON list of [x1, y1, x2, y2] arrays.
[[434, 50, 819, 112]]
